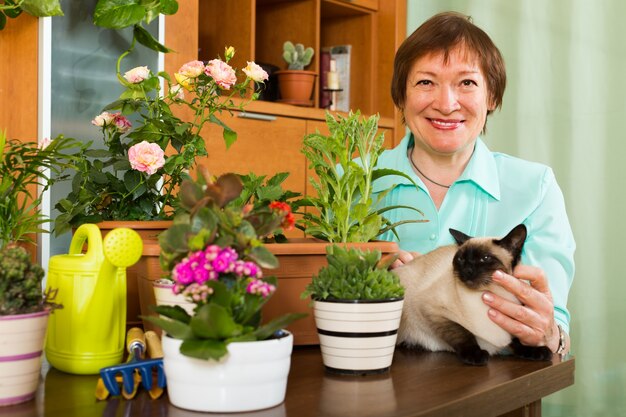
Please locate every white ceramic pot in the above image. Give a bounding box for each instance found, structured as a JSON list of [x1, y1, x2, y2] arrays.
[[153, 280, 195, 315], [314, 298, 404, 374], [162, 331, 293, 412], [0, 309, 49, 406]]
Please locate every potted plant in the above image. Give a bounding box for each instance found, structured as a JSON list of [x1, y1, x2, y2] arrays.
[[302, 244, 404, 374], [53, 46, 269, 328], [142, 166, 305, 412], [139, 170, 301, 331], [275, 41, 317, 106], [0, 131, 79, 405], [261, 110, 425, 344]]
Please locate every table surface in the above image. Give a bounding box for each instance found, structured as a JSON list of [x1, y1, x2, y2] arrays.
[[2, 346, 574, 417]]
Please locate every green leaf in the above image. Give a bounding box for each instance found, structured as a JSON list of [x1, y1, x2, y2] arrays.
[[248, 245, 278, 269], [20, 0, 63, 17], [152, 304, 192, 324], [85, 149, 111, 158], [160, 0, 178, 15], [190, 303, 241, 339], [93, 0, 145, 29], [133, 24, 173, 53], [0, 12, 6, 30], [141, 316, 193, 339], [180, 338, 228, 361], [252, 313, 307, 340], [123, 169, 142, 193]]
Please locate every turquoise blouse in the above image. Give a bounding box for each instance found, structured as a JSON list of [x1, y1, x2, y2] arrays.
[[375, 133, 575, 332]]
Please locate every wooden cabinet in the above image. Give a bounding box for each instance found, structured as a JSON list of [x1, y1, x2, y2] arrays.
[[195, 0, 406, 142], [165, 0, 406, 207]]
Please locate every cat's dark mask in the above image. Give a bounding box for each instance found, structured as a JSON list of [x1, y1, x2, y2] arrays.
[[449, 224, 527, 289]]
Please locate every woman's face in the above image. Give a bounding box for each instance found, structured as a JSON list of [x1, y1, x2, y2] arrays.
[[404, 46, 493, 158]]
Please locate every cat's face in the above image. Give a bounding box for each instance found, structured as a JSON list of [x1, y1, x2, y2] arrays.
[[449, 225, 527, 290]]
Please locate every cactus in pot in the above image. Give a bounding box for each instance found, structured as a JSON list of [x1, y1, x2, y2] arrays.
[[282, 41, 314, 70]]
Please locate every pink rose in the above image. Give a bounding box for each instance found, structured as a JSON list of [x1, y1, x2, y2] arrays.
[[123, 66, 150, 84], [243, 61, 268, 83], [174, 60, 205, 90], [113, 114, 132, 133], [128, 141, 165, 175], [177, 60, 205, 78], [205, 59, 237, 90]]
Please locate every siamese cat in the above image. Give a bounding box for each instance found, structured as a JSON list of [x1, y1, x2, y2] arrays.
[[393, 224, 553, 366]]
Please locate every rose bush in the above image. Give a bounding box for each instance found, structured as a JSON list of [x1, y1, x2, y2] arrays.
[[54, 47, 268, 236]]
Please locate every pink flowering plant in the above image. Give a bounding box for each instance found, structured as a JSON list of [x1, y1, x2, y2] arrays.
[[143, 166, 305, 360], [54, 47, 269, 236]]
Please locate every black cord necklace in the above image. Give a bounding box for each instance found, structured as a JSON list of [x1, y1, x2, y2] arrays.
[[407, 146, 452, 189]]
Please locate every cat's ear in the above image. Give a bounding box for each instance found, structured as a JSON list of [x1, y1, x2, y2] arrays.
[[496, 224, 527, 260], [449, 228, 472, 246]]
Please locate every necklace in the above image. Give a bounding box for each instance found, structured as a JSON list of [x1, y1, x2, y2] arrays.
[[407, 146, 452, 189]]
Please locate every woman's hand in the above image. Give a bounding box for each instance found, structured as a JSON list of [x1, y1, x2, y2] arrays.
[[389, 250, 421, 269], [481, 264, 565, 353]]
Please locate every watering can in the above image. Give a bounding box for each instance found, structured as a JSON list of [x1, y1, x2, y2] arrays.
[[45, 224, 143, 375]]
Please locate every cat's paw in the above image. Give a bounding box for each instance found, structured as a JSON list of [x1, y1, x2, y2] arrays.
[[458, 348, 489, 366], [509, 338, 553, 361]]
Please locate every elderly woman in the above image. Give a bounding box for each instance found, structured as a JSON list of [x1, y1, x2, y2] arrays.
[[379, 11, 574, 356]]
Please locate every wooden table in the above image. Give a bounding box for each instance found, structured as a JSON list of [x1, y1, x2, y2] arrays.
[[2, 346, 574, 417]]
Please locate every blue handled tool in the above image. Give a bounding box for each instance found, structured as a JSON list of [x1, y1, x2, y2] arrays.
[[99, 328, 166, 398]]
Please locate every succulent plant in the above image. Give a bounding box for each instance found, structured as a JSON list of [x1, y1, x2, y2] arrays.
[[0, 246, 45, 315], [301, 245, 404, 301], [282, 41, 314, 70]]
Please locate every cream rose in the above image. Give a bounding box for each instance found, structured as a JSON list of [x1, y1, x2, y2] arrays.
[[123, 66, 150, 84], [243, 61, 268, 83]]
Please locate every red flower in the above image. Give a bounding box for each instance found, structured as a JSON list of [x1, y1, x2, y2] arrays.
[[270, 201, 295, 231]]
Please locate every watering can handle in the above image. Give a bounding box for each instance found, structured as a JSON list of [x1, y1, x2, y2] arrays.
[[68, 224, 104, 262]]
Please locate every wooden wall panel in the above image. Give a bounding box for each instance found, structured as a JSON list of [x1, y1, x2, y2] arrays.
[[0, 13, 38, 142]]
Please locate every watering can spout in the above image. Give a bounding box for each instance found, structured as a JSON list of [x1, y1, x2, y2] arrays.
[[45, 224, 144, 375]]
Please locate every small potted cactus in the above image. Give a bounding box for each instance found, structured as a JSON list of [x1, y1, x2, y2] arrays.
[[275, 41, 317, 106]]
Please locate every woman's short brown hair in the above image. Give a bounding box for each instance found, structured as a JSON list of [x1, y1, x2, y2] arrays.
[[391, 11, 506, 117]]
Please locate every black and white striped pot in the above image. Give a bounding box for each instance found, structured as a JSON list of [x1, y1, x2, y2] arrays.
[[313, 298, 404, 375]]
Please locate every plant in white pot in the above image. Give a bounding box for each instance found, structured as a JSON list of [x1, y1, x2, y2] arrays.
[[143, 166, 305, 413], [0, 131, 80, 405], [302, 245, 405, 375], [262, 111, 425, 345]]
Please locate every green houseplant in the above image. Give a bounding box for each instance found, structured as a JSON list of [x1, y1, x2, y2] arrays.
[[275, 41, 317, 106], [302, 245, 404, 374], [0, 131, 77, 406], [142, 166, 305, 412], [299, 110, 424, 242], [261, 110, 424, 345]]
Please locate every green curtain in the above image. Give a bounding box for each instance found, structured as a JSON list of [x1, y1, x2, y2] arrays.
[[407, 1, 626, 416]]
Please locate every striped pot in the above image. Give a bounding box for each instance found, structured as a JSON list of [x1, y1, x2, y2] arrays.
[[153, 280, 195, 315], [0, 309, 50, 406], [313, 298, 404, 375]]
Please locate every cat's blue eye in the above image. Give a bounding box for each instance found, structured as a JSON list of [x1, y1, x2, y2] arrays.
[[480, 255, 491, 263]]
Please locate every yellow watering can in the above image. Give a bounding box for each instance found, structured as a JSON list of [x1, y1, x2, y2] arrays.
[[45, 224, 143, 375]]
